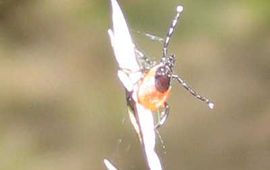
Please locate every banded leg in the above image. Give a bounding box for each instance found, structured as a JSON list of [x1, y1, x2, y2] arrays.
[[155, 102, 170, 129], [172, 74, 214, 109], [162, 6, 183, 58], [133, 30, 164, 43], [135, 48, 156, 70]]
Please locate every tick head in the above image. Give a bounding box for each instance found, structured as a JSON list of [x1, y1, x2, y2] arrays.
[[160, 54, 175, 72]]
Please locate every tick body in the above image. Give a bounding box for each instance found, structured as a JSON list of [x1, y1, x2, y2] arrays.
[[138, 64, 172, 111]]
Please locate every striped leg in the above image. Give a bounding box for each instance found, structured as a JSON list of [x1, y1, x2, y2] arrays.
[[162, 6, 183, 58], [172, 74, 214, 109], [155, 102, 170, 129], [135, 48, 156, 70]]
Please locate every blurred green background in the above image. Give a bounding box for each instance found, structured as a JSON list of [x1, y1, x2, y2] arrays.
[[0, 0, 269, 169]]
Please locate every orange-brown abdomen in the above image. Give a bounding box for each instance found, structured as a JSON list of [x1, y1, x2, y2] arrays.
[[138, 66, 171, 111]]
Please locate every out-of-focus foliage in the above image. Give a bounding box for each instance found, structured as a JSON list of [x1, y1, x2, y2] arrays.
[[0, 0, 269, 170]]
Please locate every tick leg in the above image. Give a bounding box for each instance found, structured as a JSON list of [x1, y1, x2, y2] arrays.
[[162, 6, 183, 58], [172, 74, 214, 109], [155, 102, 170, 129], [135, 48, 156, 70]]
